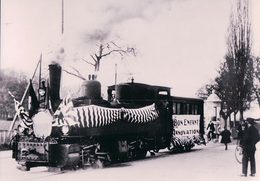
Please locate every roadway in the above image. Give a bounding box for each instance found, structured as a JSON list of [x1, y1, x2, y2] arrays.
[[0, 141, 259, 181]]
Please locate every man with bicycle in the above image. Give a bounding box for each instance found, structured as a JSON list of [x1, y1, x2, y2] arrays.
[[237, 122, 248, 145], [241, 118, 260, 177]]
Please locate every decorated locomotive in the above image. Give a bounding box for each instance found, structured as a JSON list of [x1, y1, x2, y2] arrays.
[[10, 63, 205, 171]]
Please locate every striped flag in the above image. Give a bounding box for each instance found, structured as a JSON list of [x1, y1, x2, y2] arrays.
[[14, 99, 33, 129]]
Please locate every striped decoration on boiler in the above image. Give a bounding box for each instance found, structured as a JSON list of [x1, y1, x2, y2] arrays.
[[122, 104, 159, 123], [53, 96, 159, 128], [74, 105, 121, 128]]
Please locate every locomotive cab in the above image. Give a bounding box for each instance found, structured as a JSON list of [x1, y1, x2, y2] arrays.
[[107, 82, 172, 107]]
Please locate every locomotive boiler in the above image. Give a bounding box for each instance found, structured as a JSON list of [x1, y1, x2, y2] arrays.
[[11, 63, 205, 171]]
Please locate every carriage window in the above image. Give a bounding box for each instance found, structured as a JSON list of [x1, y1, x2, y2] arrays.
[[186, 104, 190, 114], [172, 103, 177, 114], [183, 104, 187, 114], [194, 105, 198, 114], [177, 103, 181, 114], [191, 104, 195, 114]]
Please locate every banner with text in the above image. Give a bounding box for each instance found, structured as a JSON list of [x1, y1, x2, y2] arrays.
[[172, 115, 200, 137]]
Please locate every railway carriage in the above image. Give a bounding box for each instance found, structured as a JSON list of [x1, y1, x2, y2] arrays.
[[10, 63, 205, 171], [169, 96, 205, 152]]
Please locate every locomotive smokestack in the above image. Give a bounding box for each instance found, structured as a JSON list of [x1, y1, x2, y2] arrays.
[[49, 63, 62, 111]]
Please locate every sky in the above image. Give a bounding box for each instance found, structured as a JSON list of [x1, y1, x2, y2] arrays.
[[1, 0, 260, 98]]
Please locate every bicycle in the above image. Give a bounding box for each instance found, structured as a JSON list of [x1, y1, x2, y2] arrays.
[[235, 143, 243, 164]]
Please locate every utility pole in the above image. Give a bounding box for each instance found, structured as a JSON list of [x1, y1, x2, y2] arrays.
[[61, 0, 64, 34], [114, 63, 118, 99], [115, 63, 117, 87], [0, 0, 2, 70]]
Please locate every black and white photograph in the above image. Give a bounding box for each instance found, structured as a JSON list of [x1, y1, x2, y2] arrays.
[[0, 0, 260, 180]]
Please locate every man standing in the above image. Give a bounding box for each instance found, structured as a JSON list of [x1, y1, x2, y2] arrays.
[[241, 118, 260, 177], [237, 122, 248, 146], [207, 120, 215, 141], [220, 127, 231, 150]]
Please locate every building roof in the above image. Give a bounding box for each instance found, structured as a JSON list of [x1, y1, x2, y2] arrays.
[[206, 91, 221, 103]]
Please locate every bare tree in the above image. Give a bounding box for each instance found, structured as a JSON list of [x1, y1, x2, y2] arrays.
[[64, 41, 136, 80], [82, 41, 136, 72]]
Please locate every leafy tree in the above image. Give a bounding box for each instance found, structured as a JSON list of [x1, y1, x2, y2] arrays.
[[197, 0, 256, 125], [0, 70, 28, 119], [214, 62, 238, 126], [252, 56, 260, 107], [196, 83, 215, 100], [216, 0, 254, 122]]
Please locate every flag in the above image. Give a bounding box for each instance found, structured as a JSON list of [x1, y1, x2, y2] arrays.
[[28, 79, 39, 117], [14, 99, 33, 129], [53, 94, 76, 127]]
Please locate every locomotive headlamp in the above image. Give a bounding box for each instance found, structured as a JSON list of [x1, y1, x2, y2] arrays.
[[32, 110, 53, 138], [61, 125, 69, 135]]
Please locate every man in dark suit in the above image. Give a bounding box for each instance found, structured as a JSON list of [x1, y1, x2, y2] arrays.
[[241, 118, 260, 177], [207, 120, 215, 141]]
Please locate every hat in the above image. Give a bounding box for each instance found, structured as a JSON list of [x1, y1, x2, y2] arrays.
[[246, 118, 255, 124]]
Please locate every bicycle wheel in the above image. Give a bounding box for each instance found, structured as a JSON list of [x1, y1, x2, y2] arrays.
[[235, 145, 243, 164]]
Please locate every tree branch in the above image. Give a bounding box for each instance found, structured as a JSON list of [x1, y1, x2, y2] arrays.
[[81, 58, 95, 66], [69, 66, 86, 80], [102, 49, 126, 57], [63, 69, 86, 80]]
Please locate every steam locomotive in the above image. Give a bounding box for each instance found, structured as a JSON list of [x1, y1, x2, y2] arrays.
[[11, 63, 205, 171]]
